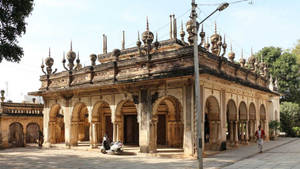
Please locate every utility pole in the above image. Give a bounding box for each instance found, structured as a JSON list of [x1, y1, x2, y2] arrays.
[[191, 0, 203, 169]]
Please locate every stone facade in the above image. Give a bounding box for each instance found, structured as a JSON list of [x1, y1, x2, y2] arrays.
[[29, 16, 280, 156], [0, 101, 43, 148]]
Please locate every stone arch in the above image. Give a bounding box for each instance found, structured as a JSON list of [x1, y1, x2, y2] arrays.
[[249, 103, 256, 120], [115, 100, 138, 145], [91, 101, 113, 143], [26, 123, 40, 143], [152, 95, 183, 148], [238, 101, 247, 121], [204, 96, 220, 150], [260, 104, 266, 121], [49, 104, 64, 144], [71, 102, 89, 145], [226, 99, 237, 144], [259, 104, 267, 132], [9, 122, 24, 147]]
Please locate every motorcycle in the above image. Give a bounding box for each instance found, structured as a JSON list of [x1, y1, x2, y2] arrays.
[[100, 136, 123, 154]]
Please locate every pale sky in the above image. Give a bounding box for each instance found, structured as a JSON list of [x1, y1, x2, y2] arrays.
[[0, 0, 299, 102]]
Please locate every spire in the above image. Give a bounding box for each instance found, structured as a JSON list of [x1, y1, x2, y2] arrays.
[[146, 16, 149, 31], [173, 15, 177, 39], [180, 20, 185, 42], [138, 31, 140, 41], [214, 21, 217, 34], [48, 48, 51, 58], [70, 41, 73, 51], [103, 34, 107, 54], [122, 30, 125, 50], [241, 48, 244, 59], [170, 15, 173, 39], [251, 47, 253, 56]]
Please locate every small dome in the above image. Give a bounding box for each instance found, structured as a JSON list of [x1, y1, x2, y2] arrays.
[[142, 17, 154, 44], [228, 52, 235, 62], [45, 57, 54, 67]]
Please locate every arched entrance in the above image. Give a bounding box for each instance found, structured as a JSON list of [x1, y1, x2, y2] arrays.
[[9, 122, 24, 147], [91, 101, 113, 145], [153, 96, 183, 148], [26, 123, 40, 143], [49, 104, 65, 144], [249, 103, 256, 141], [238, 102, 248, 143], [71, 102, 89, 146], [204, 96, 220, 150], [260, 104, 266, 131], [116, 100, 139, 145], [226, 99, 237, 145]]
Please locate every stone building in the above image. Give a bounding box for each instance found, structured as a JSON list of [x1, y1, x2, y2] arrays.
[[0, 91, 44, 148], [29, 15, 280, 156]]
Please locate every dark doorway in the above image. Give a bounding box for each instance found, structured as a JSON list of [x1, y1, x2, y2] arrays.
[[9, 122, 24, 147], [157, 114, 166, 145], [105, 115, 113, 141], [124, 115, 139, 145], [204, 114, 209, 143], [26, 123, 40, 143]]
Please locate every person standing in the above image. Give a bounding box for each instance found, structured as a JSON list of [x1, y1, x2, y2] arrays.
[[255, 125, 265, 153]]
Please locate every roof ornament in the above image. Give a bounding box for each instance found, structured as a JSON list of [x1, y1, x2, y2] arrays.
[[228, 43, 235, 62], [169, 15, 173, 39], [173, 15, 177, 39], [199, 24, 205, 47], [180, 20, 185, 42], [103, 34, 107, 54], [239, 49, 246, 67], [122, 30, 125, 50], [41, 48, 57, 90], [210, 22, 222, 56], [63, 41, 76, 71], [74, 51, 82, 70], [204, 36, 210, 50], [221, 34, 227, 57], [1, 90, 5, 102]]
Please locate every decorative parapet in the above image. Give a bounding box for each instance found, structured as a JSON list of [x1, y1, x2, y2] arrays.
[[0, 102, 43, 116]]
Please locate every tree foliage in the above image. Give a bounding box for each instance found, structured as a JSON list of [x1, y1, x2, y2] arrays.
[[292, 39, 300, 64], [0, 0, 34, 63], [255, 46, 300, 103], [280, 102, 300, 136]]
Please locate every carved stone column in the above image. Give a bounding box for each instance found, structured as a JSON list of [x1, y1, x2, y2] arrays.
[[90, 122, 98, 148], [149, 118, 158, 153], [70, 122, 78, 146], [245, 121, 249, 144], [230, 121, 234, 145], [234, 121, 239, 146], [113, 121, 120, 142]]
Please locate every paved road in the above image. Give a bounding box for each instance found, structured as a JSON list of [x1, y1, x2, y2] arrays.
[[223, 138, 300, 169], [0, 138, 299, 169]]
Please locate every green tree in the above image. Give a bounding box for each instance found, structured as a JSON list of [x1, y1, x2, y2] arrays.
[[0, 0, 34, 63], [280, 102, 300, 136], [255, 47, 300, 103], [292, 39, 300, 64], [272, 52, 300, 102]]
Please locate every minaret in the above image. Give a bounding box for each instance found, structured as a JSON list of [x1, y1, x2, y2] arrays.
[[122, 30, 125, 50], [103, 34, 107, 54], [173, 15, 177, 39], [169, 15, 173, 39]]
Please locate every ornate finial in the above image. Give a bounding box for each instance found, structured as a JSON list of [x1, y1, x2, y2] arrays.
[[70, 41, 73, 51], [103, 34, 107, 54], [180, 20, 185, 42], [90, 54, 97, 66], [239, 49, 246, 67], [122, 30, 125, 50], [173, 15, 177, 39], [204, 36, 210, 50], [48, 48, 51, 58], [199, 24, 205, 46], [0, 90, 5, 102], [146, 16, 149, 31], [221, 34, 227, 57], [251, 47, 253, 56], [136, 31, 141, 48], [74, 51, 82, 70], [154, 32, 160, 50], [228, 43, 235, 62], [170, 15, 173, 39]]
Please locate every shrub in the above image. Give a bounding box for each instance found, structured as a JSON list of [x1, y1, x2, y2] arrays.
[[292, 127, 300, 137], [280, 102, 300, 136]]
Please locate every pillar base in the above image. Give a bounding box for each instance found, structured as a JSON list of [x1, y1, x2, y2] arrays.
[[140, 146, 149, 153]]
